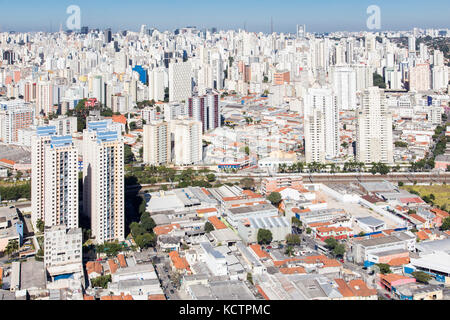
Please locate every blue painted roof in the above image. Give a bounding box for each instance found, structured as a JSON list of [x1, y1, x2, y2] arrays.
[[37, 126, 57, 137]]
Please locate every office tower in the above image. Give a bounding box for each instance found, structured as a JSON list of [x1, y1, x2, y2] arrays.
[[104, 28, 112, 43], [32, 127, 79, 229], [303, 88, 339, 163], [143, 121, 171, 165], [44, 225, 82, 268], [148, 69, 165, 102], [332, 66, 357, 110], [187, 91, 220, 133], [83, 121, 124, 244], [409, 63, 431, 92], [356, 87, 393, 164], [0, 100, 34, 144], [172, 119, 202, 165], [169, 61, 192, 102]]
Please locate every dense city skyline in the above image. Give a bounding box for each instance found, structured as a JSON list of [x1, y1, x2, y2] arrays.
[[0, 0, 449, 33]]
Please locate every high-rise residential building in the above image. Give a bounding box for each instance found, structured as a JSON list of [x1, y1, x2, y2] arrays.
[[36, 81, 54, 115], [304, 88, 339, 163], [48, 116, 77, 136], [44, 225, 82, 268], [187, 91, 220, 133], [409, 63, 431, 92], [143, 121, 171, 165], [356, 87, 393, 164], [0, 100, 34, 144], [332, 66, 357, 110], [172, 119, 202, 165], [83, 121, 124, 244], [432, 66, 449, 91], [148, 68, 165, 102], [169, 61, 192, 102], [32, 127, 79, 230]]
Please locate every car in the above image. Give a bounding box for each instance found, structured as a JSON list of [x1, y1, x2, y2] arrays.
[[266, 246, 272, 249]]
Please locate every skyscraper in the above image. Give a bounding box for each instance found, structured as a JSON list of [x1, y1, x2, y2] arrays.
[[83, 121, 124, 244], [31, 127, 79, 229], [0, 100, 34, 144], [143, 121, 171, 166], [172, 119, 202, 165], [169, 61, 192, 102], [188, 91, 220, 133], [356, 87, 393, 164], [303, 88, 339, 163], [332, 66, 357, 110]]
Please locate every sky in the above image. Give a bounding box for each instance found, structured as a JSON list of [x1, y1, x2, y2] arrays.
[[0, 0, 449, 33]]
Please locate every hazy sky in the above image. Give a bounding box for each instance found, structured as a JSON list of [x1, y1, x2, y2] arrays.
[[0, 0, 449, 33]]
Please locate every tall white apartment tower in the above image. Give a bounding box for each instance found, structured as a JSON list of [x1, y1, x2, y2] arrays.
[[171, 119, 202, 165], [332, 66, 357, 110], [169, 61, 192, 102], [356, 87, 393, 164], [304, 88, 339, 163], [83, 121, 124, 244], [148, 69, 165, 102], [31, 126, 79, 230], [143, 121, 171, 165]]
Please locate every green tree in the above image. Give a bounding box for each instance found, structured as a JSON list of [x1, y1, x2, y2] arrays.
[[325, 237, 338, 250], [440, 217, 450, 231], [135, 233, 156, 249], [240, 177, 255, 190], [130, 222, 146, 239], [36, 219, 45, 233], [5, 239, 19, 258], [257, 229, 273, 245], [204, 221, 215, 233], [124, 144, 135, 164], [91, 275, 112, 289], [306, 227, 312, 234], [247, 272, 253, 285], [333, 244, 346, 257], [373, 72, 386, 89], [285, 245, 295, 257], [377, 263, 392, 274], [411, 271, 432, 284], [267, 192, 282, 206], [291, 217, 302, 227], [140, 215, 156, 232], [206, 173, 216, 182], [285, 234, 301, 246]]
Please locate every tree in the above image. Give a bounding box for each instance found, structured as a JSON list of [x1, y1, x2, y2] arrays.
[[440, 217, 450, 231], [240, 177, 255, 190], [130, 222, 146, 239], [377, 263, 392, 274], [5, 239, 19, 258], [247, 272, 253, 285], [325, 237, 338, 250], [333, 244, 346, 257], [373, 72, 386, 89], [135, 233, 156, 249], [291, 217, 302, 228], [285, 245, 295, 257], [206, 173, 216, 182], [140, 215, 156, 232], [358, 231, 366, 236], [124, 144, 135, 164], [257, 229, 273, 245], [36, 219, 45, 233], [204, 221, 215, 233], [286, 234, 301, 246], [412, 271, 432, 284], [267, 192, 282, 206], [91, 275, 112, 289], [306, 227, 312, 234], [398, 181, 404, 187]]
